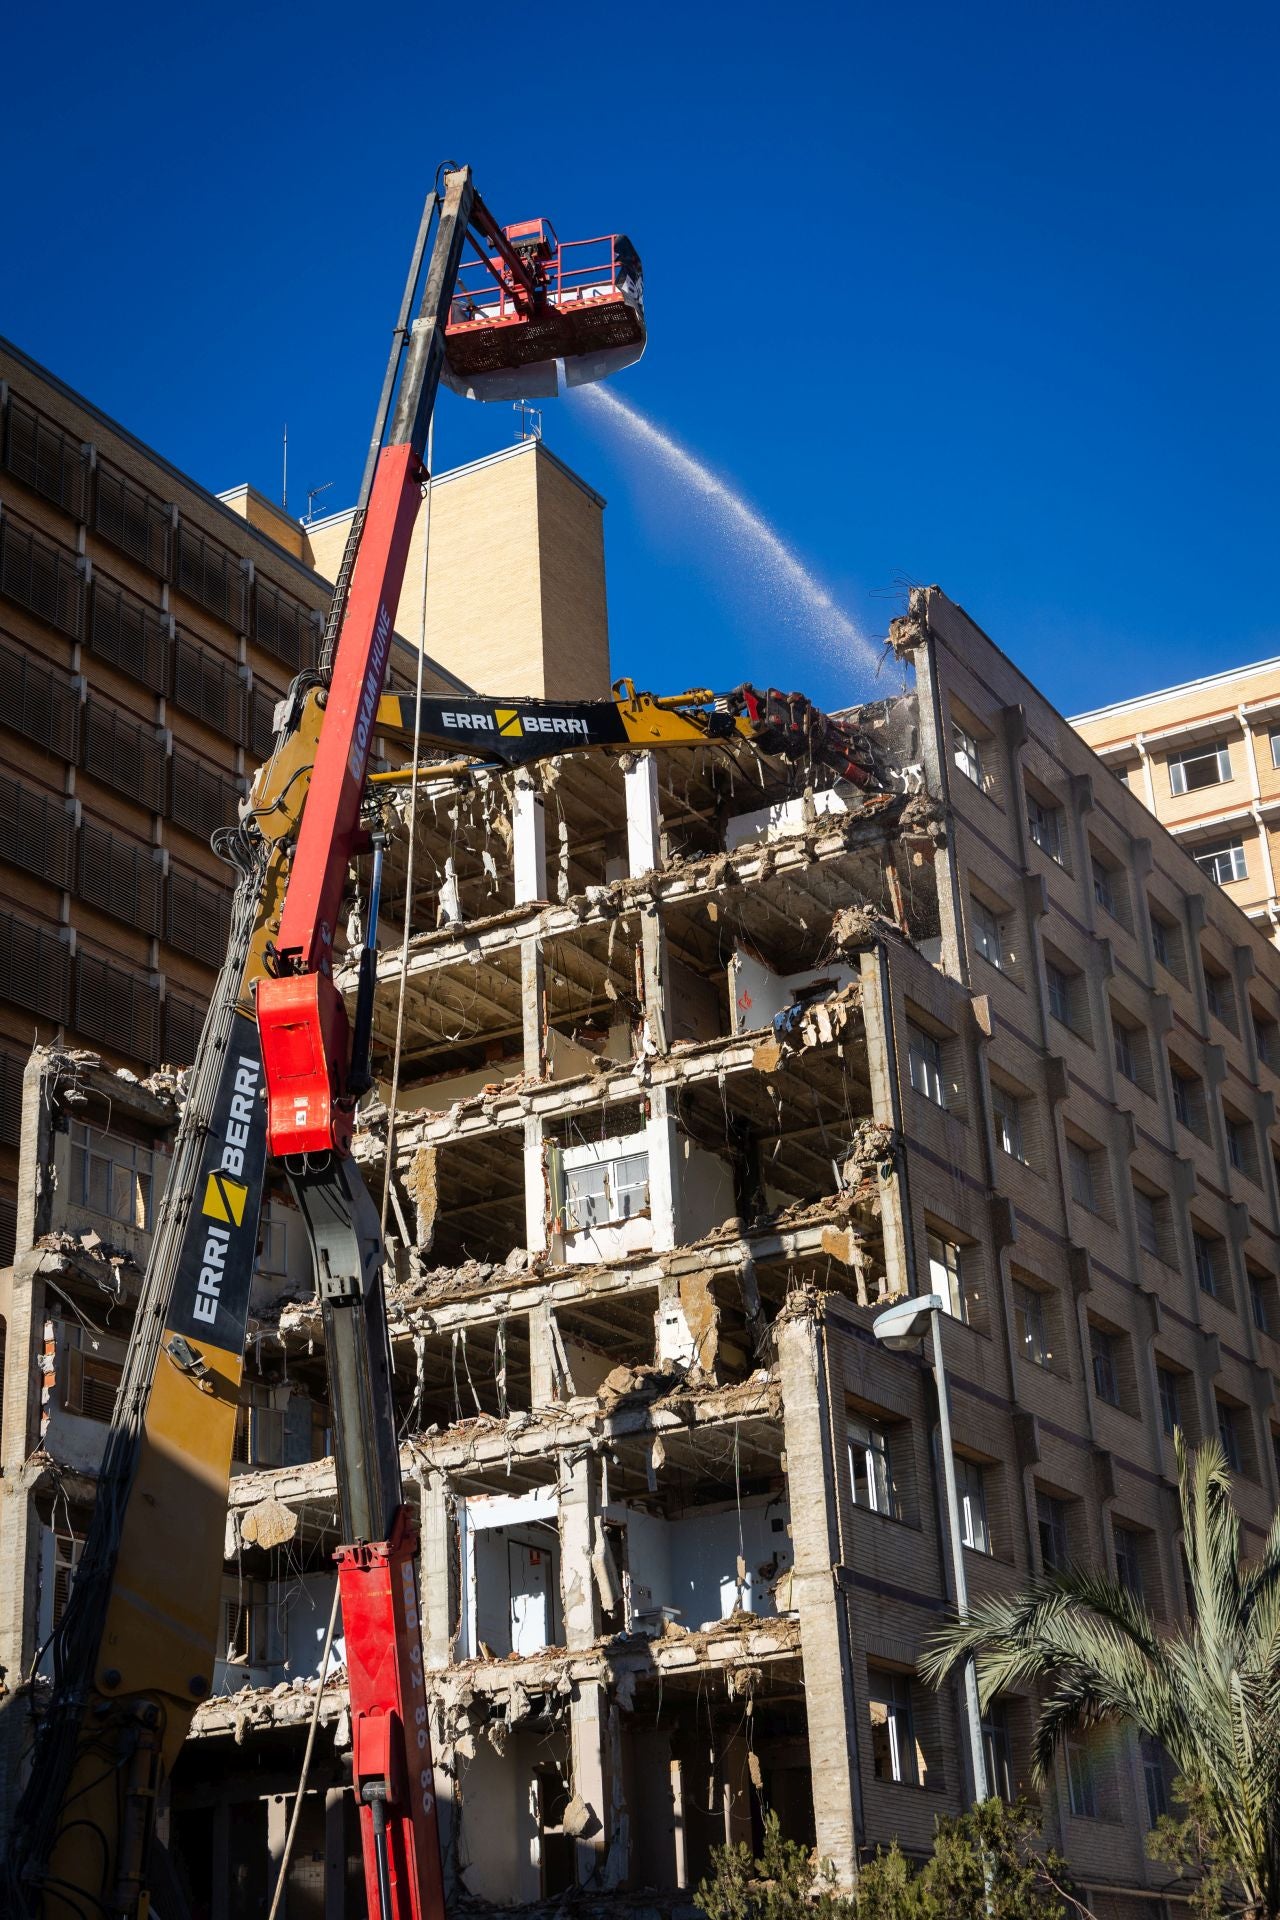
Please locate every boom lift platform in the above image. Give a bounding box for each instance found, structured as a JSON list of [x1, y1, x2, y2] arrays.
[[4, 165, 882, 1920]]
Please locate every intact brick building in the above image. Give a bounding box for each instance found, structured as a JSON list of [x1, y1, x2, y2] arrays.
[[1073, 656, 1280, 943], [6, 576, 1280, 1917], [0, 339, 607, 1267]]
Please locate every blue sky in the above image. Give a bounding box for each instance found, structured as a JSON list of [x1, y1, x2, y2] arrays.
[[4, 2, 1277, 714]]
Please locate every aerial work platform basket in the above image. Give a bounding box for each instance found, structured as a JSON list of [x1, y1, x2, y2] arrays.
[[443, 217, 644, 401]]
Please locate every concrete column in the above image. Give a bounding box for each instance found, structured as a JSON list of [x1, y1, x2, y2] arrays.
[[420, 1473, 453, 1668], [266, 1791, 290, 1918], [559, 1451, 598, 1649], [775, 1308, 862, 1888], [645, 1087, 681, 1254], [324, 1788, 346, 1920], [521, 940, 546, 1079], [528, 1300, 559, 1407], [568, 1678, 626, 1889], [210, 1798, 232, 1920], [513, 771, 547, 904], [624, 753, 661, 875], [523, 1119, 547, 1254]]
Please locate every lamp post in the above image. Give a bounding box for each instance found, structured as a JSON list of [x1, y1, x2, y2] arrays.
[[871, 1290, 989, 1805]]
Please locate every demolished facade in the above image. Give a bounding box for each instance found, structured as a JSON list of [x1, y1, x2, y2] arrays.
[[5, 586, 1280, 1918]]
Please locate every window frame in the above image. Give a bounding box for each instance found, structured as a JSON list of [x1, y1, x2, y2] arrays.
[[1090, 1325, 1120, 1408], [953, 721, 985, 789], [971, 895, 1004, 971], [848, 1415, 896, 1519], [1014, 1280, 1049, 1369], [1195, 840, 1248, 887], [956, 1454, 991, 1555], [1027, 792, 1065, 865], [868, 1669, 919, 1786], [1157, 1365, 1182, 1439], [907, 1023, 946, 1107], [1168, 741, 1232, 796], [926, 1228, 967, 1322], [990, 1080, 1027, 1163]]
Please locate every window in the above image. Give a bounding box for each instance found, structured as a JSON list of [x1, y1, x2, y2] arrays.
[[1066, 1736, 1100, 1818], [1193, 1231, 1219, 1297], [1157, 1366, 1182, 1439], [1046, 961, 1072, 1027], [953, 722, 984, 788], [1113, 1524, 1144, 1598], [1142, 1737, 1170, 1828], [1067, 1138, 1097, 1211], [956, 1456, 990, 1554], [51, 1532, 82, 1628], [868, 1670, 921, 1785], [69, 1123, 155, 1232], [848, 1416, 895, 1517], [926, 1230, 966, 1321], [222, 1592, 267, 1666], [1113, 1020, 1139, 1084], [1168, 741, 1232, 795], [565, 1152, 650, 1230], [1172, 1070, 1192, 1129], [1090, 1326, 1120, 1407], [991, 1082, 1026, 1162], [1196, 841, 1247, 886], [1250, 1272, 1272, 1336], [982, 1704, 1014, 1803], [1092, 858, 1116, 917], [1027, 792, 1064, 864], [1134, 1186, 1163, 1258], [1217, 1400, 1242, 1473], [1204, 963, 1236, 1028], [1036, 1490, 1070, 1571], [971, 896, 1003, 970], [1271, 730, 1280, 772], [1150, 915, 1169, 968], [61, 1335, 124, 1423], [1226, 1116, 1254, 1179], [1014, 1282, 1049, 1368], [907, 1023, 946, 1106], [1252, 1010, 1278, 1070]]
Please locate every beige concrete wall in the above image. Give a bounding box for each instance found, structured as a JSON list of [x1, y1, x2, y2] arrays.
[[305, 441, 610, 699]]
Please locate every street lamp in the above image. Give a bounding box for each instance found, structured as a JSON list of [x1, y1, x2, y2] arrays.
[[872, 1291, 989, 1805]]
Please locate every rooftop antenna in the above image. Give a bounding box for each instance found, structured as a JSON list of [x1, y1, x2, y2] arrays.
[[304, 481, 335, 526], [513, 400, 542, 443], [282, 424, 288, 511]]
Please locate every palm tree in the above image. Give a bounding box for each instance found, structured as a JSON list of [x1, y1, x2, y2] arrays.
[[921, 1437, 1280, 1919]]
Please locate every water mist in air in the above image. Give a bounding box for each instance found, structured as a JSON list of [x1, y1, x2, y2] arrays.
[[577, 384, 880, 685]]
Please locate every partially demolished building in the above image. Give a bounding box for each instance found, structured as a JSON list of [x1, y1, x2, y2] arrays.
[[6, 585, 1280, 1918]]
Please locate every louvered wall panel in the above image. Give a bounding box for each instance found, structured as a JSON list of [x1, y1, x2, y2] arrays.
[[0, 636, 81, 758], [75, 951, 161, 1061], [170, 748, 241, 842], [88, 577, 171, 693], [78, 821, 163, 935], [82, 702, 167, 812], [0, 1196, 16, 1267], [250, 684, 281, 758], [163, 993, 208, 1067], [0, 774, 75, 888], [173, 633, 247, 741], [174, 522, 246, 630], [3, 395, 90, 520], [166, 867, 233, 964], [253, 576, 316, 669], [0, 1050, 26, 1146], [0, 912, 70, 1022], [0, 514, 84, 636], [94, 463, 171, 575]]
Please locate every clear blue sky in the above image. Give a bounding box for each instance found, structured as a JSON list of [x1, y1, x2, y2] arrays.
[[4, 2, 1277, 714]]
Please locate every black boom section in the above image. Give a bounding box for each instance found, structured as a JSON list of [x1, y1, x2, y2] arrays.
[[385, 692, 632, 765], [167, 1012, 269, 1350]]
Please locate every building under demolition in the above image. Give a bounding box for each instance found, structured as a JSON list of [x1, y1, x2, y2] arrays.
[[5, 583, 1280, 1919]]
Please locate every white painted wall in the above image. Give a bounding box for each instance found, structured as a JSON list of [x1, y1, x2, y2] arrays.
[[612, 1496, 793, 1630], [724, 780, 859, 851]]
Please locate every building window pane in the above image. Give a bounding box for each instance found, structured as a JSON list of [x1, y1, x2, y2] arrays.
[[957, 1456, 990, 1554], [1168, 742, 1232, 795], [68, 1122, 154, 1231], [991, 1084, 1025, 1162], [1027, 794, 1064, 863], [1157, 1367, 1181, 1439], [1217, 1401, 1242, 1473], [1250, 1275, 1270, 1335], [1046, 962, 1071, 1027], [982, 1704, 1014, 1803], [1151, 916, 1169, 968], [1036, 1490, 1070, 1571], [1195, 841, 1247, 886], [953, 723, 984, 787], [907, 1024, 946, 1106], [1134, 1188, 1160, 1257], [926, 1230, 966, 1320], [1066, 1736, 1099, 1818], [1113, 1525, 1144, 1598], [1142, 1736, 1170, 1828], [848, 1418, 895, 1517], [1090, 1327, 1120, 1407], [1067, 1139, 1096, 1211], [1193, 1232, 1218, 1297], [1014, 1283, 1048, 1368], [868, 1671, 918, 1785], [1172, 1072, 1191, 1128], [1092, 859, 1115, 916], [972, 897, 1003, 969]]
